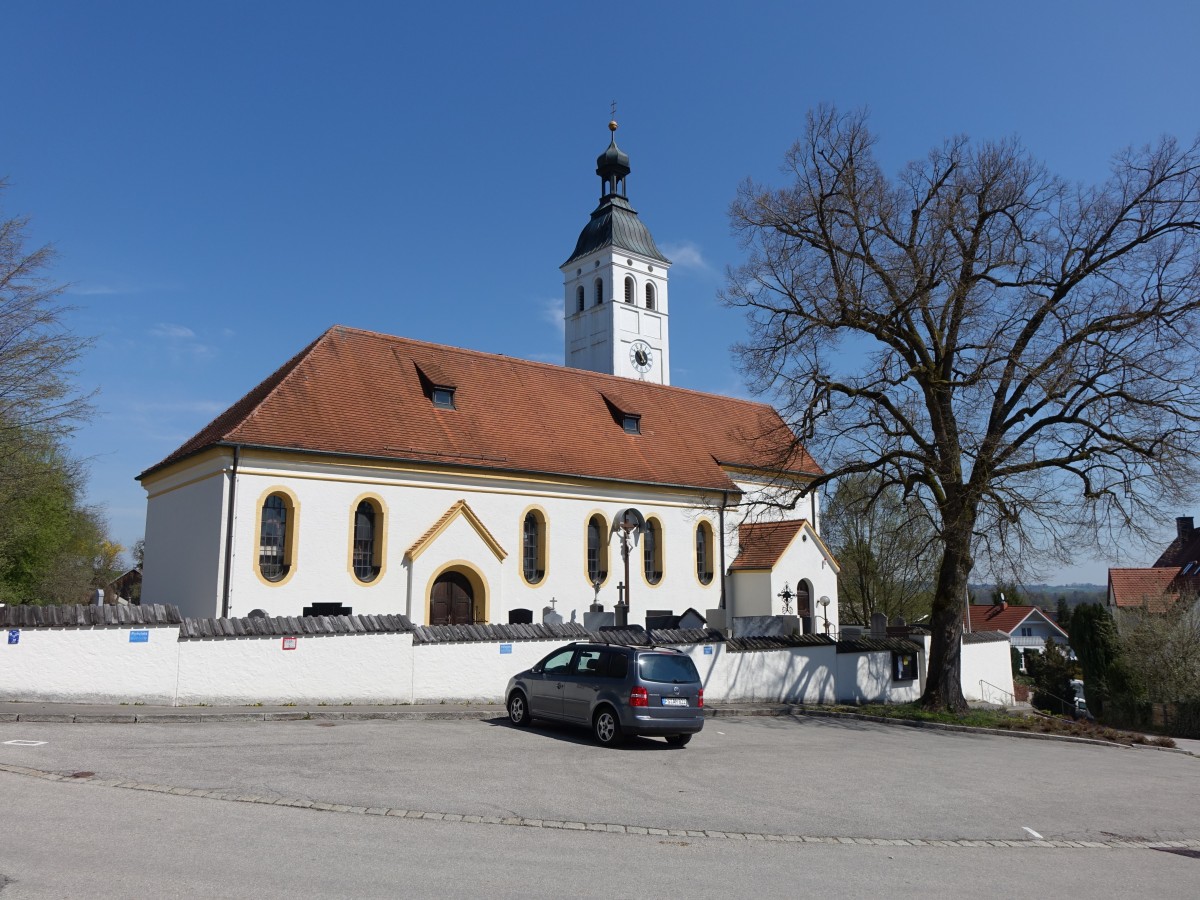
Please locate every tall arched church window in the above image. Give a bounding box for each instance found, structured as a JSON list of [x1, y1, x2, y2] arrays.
[[643, 518, 663, 585], [587, 514, 609, 584], [594, 278, 604, 306], [576, 285, 585, 312], [645, 282, 656, 310], [352, 499, 382, 583], [624, 276, 635, 303], [695, 521, 714, 585], [522, 510, 546, 584], [259, 493, 293, 582]]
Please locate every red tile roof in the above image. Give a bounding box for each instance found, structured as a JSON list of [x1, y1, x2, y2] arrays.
[[731, 520, 807, 569], [140, 326, 821, 493], [965, 604, 1068, 639], [1107, 568, 1195, 612]]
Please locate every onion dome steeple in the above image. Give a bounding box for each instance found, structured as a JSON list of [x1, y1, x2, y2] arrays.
[[564, 119, 669, 266], [597, 119, 631, 197]]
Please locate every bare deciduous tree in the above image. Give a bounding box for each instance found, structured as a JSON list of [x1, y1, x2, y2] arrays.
[[0, 178, 93, 473], [821, 473, 937, 627], [723, 107, 1200, 712]]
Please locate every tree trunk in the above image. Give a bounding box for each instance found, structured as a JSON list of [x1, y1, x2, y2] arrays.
[[921, 518, 974, 713]]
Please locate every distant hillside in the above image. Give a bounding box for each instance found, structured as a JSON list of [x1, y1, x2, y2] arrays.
[[968, 583, 1106, 612]]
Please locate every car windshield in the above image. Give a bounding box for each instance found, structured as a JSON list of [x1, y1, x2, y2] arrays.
[[638, 654, 699, 685]]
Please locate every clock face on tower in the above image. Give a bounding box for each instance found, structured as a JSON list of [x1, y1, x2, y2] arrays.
[[630, 340, 654, 374]]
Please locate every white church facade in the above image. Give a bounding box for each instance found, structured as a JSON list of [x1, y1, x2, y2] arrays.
[[138, 123, 840, 632]]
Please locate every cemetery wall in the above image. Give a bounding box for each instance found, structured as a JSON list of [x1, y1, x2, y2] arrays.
[[1, 622, 1007, 707]]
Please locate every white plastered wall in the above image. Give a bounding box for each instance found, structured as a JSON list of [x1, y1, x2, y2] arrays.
[[960, 639, 1016, 702], [0, 626, 179, 705], [141, 455, 228, 619]]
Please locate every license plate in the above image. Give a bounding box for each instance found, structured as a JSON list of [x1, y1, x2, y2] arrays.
[[661, 697, 689, 707]]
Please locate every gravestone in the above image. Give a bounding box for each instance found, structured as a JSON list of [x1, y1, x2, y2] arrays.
[[679, 608, 706, 630], [508, 608, 533, 625], [870, 611, 888, 637], [584, 610, 615, 630], [542, 606, 564, 626]]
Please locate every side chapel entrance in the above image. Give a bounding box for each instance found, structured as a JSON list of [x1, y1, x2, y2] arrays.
[[430, 571, 476, 625]]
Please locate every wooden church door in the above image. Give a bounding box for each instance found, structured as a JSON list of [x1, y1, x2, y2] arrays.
[[430, 572, 475, 625]]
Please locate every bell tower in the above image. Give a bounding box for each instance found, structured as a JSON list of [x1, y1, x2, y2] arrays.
[[561, 119, 671, 384]]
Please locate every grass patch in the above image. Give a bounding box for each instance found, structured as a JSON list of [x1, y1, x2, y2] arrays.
[[833, 703, 1177, 748]]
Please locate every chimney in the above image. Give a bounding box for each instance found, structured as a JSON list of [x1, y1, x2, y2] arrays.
[[1177, 517, 1195, 542], [999, 600, 1008, 612]]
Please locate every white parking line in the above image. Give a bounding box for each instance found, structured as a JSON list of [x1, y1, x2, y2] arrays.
[[1023, 826, 1044, 839], [4, 739, 47, 746]]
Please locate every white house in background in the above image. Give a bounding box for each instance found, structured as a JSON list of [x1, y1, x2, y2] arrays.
[[966, 603, 1069, 660], [137, 122, 840, 632]]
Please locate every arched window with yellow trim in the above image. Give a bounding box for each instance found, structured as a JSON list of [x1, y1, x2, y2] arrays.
[[587, 514, 609, 585], [695, 520, 714, 585], [522, 509, 547, 585], [259, 493, 294, 582], [643, 517, 663, 585], [352, 499, 383, 583]]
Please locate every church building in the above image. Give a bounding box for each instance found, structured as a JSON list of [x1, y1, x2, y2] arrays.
[[137, 122, 840, 632]]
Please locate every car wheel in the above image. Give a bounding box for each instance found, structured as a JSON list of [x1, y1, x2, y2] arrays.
[[665, 734, 691, 747], [593, 707, 623, 746], [507, 691, 532, 726]]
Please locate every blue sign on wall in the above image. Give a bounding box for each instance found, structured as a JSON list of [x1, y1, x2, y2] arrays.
[[499, 644, 512, 655], [7, 630, 18, 645], [129, 630, 149, 643], [703, 645, 714, 655]]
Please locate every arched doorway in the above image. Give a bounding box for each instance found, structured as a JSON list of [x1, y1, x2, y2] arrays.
[[796, 579, 813, 634], [430, 571, 476, 625]]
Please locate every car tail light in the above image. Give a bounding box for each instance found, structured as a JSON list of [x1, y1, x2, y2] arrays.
[[630, 686, 649, 707], [697, 688, 704, 708]]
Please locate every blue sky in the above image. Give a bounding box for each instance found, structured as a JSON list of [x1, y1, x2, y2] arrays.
[[4, 1, 1199, 584]]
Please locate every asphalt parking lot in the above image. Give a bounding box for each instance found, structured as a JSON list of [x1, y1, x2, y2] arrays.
[[2, 714, 1198, 898]]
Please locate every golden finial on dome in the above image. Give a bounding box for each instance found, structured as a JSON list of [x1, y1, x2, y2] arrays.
[[609, 100, 618, 132]]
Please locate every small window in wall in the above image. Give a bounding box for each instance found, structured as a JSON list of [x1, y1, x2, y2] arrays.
[[643, 518, 663, 585], [624, 275, 635, 303], [645, 282, 656, 310], [431, 387, 455, 409], [576, 285, 585, 312], [622, 413, 641, 434], [695, 521, 714, 585], [352, 499, 382, 583], [587, 514, 609, 585], [1020, 626, 1032, 637], [522, 509, 547, 585], [259, 493, 294, 582], [594, 278, 604, 305]]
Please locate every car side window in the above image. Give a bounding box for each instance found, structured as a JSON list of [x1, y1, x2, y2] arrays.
[[573, 649, 606, 677], [541, 649, 576, 675], [607, 652, 629, 679]]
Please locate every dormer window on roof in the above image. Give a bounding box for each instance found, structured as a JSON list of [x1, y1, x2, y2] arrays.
[[414, 361, 457, 410], [601, 392, 641, 435]]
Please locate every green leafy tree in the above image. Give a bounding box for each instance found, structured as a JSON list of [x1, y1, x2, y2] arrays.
[[723, 107, 1200, 712], [1068, 603, 1120, 718], [1028, 639, 1076, 716], [1116, 596, 1200, 707], [0, 179, 106, 604], [821, 473, 936, 625]]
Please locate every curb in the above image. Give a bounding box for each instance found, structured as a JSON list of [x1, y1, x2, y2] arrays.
[[2, 759, 1198, 851]]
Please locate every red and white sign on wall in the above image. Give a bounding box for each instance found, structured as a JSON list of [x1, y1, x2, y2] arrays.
[[281, 636, 297, 650]]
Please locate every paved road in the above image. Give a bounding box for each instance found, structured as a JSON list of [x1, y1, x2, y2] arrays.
[[2, 715, 1198, 898]]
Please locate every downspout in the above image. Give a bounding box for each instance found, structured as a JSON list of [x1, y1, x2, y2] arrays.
[[220, 445, 240, 618]]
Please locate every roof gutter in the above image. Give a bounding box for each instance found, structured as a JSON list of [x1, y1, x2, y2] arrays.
[[220, 445, 240, 618]]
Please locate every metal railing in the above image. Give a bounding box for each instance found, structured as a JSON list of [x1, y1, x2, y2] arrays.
[[978, 679, 1018, 707]]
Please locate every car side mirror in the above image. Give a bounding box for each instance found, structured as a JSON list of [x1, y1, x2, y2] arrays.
[[531, 665, 543, 674]]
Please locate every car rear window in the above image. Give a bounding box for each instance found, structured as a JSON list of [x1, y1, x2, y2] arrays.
[[637, 653, 699, 684]]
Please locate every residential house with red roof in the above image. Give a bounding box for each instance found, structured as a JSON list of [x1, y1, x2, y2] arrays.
[[966, 602, 1069, 660], [1106, 516, 1200, 618], [137, 124, 839, 632]]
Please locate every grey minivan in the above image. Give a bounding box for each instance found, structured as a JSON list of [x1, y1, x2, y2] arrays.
[[505, 641, 705, 746]]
